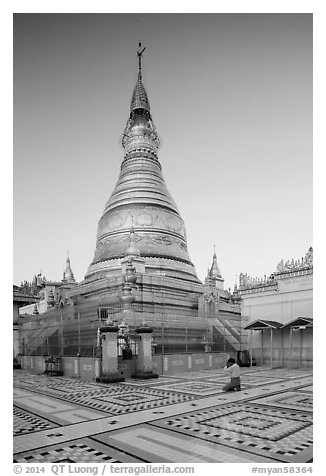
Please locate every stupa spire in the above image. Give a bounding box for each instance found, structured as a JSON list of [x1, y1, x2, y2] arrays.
[[122, 43, 159, 151], [129, 42, 151, 115]]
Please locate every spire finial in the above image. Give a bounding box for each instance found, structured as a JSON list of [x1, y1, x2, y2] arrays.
[[213, 244, 216, 255], [137, 41, 146, 79]]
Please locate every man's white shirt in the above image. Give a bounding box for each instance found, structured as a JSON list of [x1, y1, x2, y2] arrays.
[[223, 363, 241, 378]]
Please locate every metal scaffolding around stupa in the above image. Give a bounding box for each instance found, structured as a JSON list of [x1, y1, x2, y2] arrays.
[[17, 45, 243, 359]]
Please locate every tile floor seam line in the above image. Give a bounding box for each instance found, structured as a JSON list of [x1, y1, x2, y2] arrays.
[[87, 435, 150, 463], [250, 402, 313, 415]]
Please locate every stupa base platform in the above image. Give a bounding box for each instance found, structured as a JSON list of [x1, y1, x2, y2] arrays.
[[131, 371, 159, 380], [96, 374, 125, 383]]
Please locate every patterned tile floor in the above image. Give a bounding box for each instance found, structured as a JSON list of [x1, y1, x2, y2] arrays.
[[151, 401, 312, 463], [13, 407, 58, 436], [14, 375, 196, 414], [13, 367, 313, 463], [251, 391, 313, 412], [13, 437, 144, 463], [154, 380, 246, 395]]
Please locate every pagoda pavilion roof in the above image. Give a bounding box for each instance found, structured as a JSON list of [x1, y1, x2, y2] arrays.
[[281, 317, 313, 329], [244, 319, 283, 330]]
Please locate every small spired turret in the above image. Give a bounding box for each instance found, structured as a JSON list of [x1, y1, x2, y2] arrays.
[[62, 252, 76, 285], [206, 248, 224, 290]]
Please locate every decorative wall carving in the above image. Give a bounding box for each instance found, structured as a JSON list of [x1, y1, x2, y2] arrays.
[[239, 247, 313, 292], [276, 247, 313, 272], [151, 235, 173, 245], [99, 208, 185, 238], [239, 273, 276, 290]]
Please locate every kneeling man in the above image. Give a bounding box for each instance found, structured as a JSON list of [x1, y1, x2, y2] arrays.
[[223, 357, 241, 392]]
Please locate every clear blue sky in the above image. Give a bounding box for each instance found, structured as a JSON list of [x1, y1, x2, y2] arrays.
[[13, 13, 312, 289]]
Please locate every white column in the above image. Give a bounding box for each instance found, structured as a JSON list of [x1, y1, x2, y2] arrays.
[[98, 324, 125, 383], [133, 324, 158, 379]]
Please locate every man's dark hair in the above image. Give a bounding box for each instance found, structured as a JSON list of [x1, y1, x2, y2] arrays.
[[227, 358, 236, 365]]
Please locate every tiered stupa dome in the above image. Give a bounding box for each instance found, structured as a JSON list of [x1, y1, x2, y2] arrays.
[[85, 44, 199, 283]]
